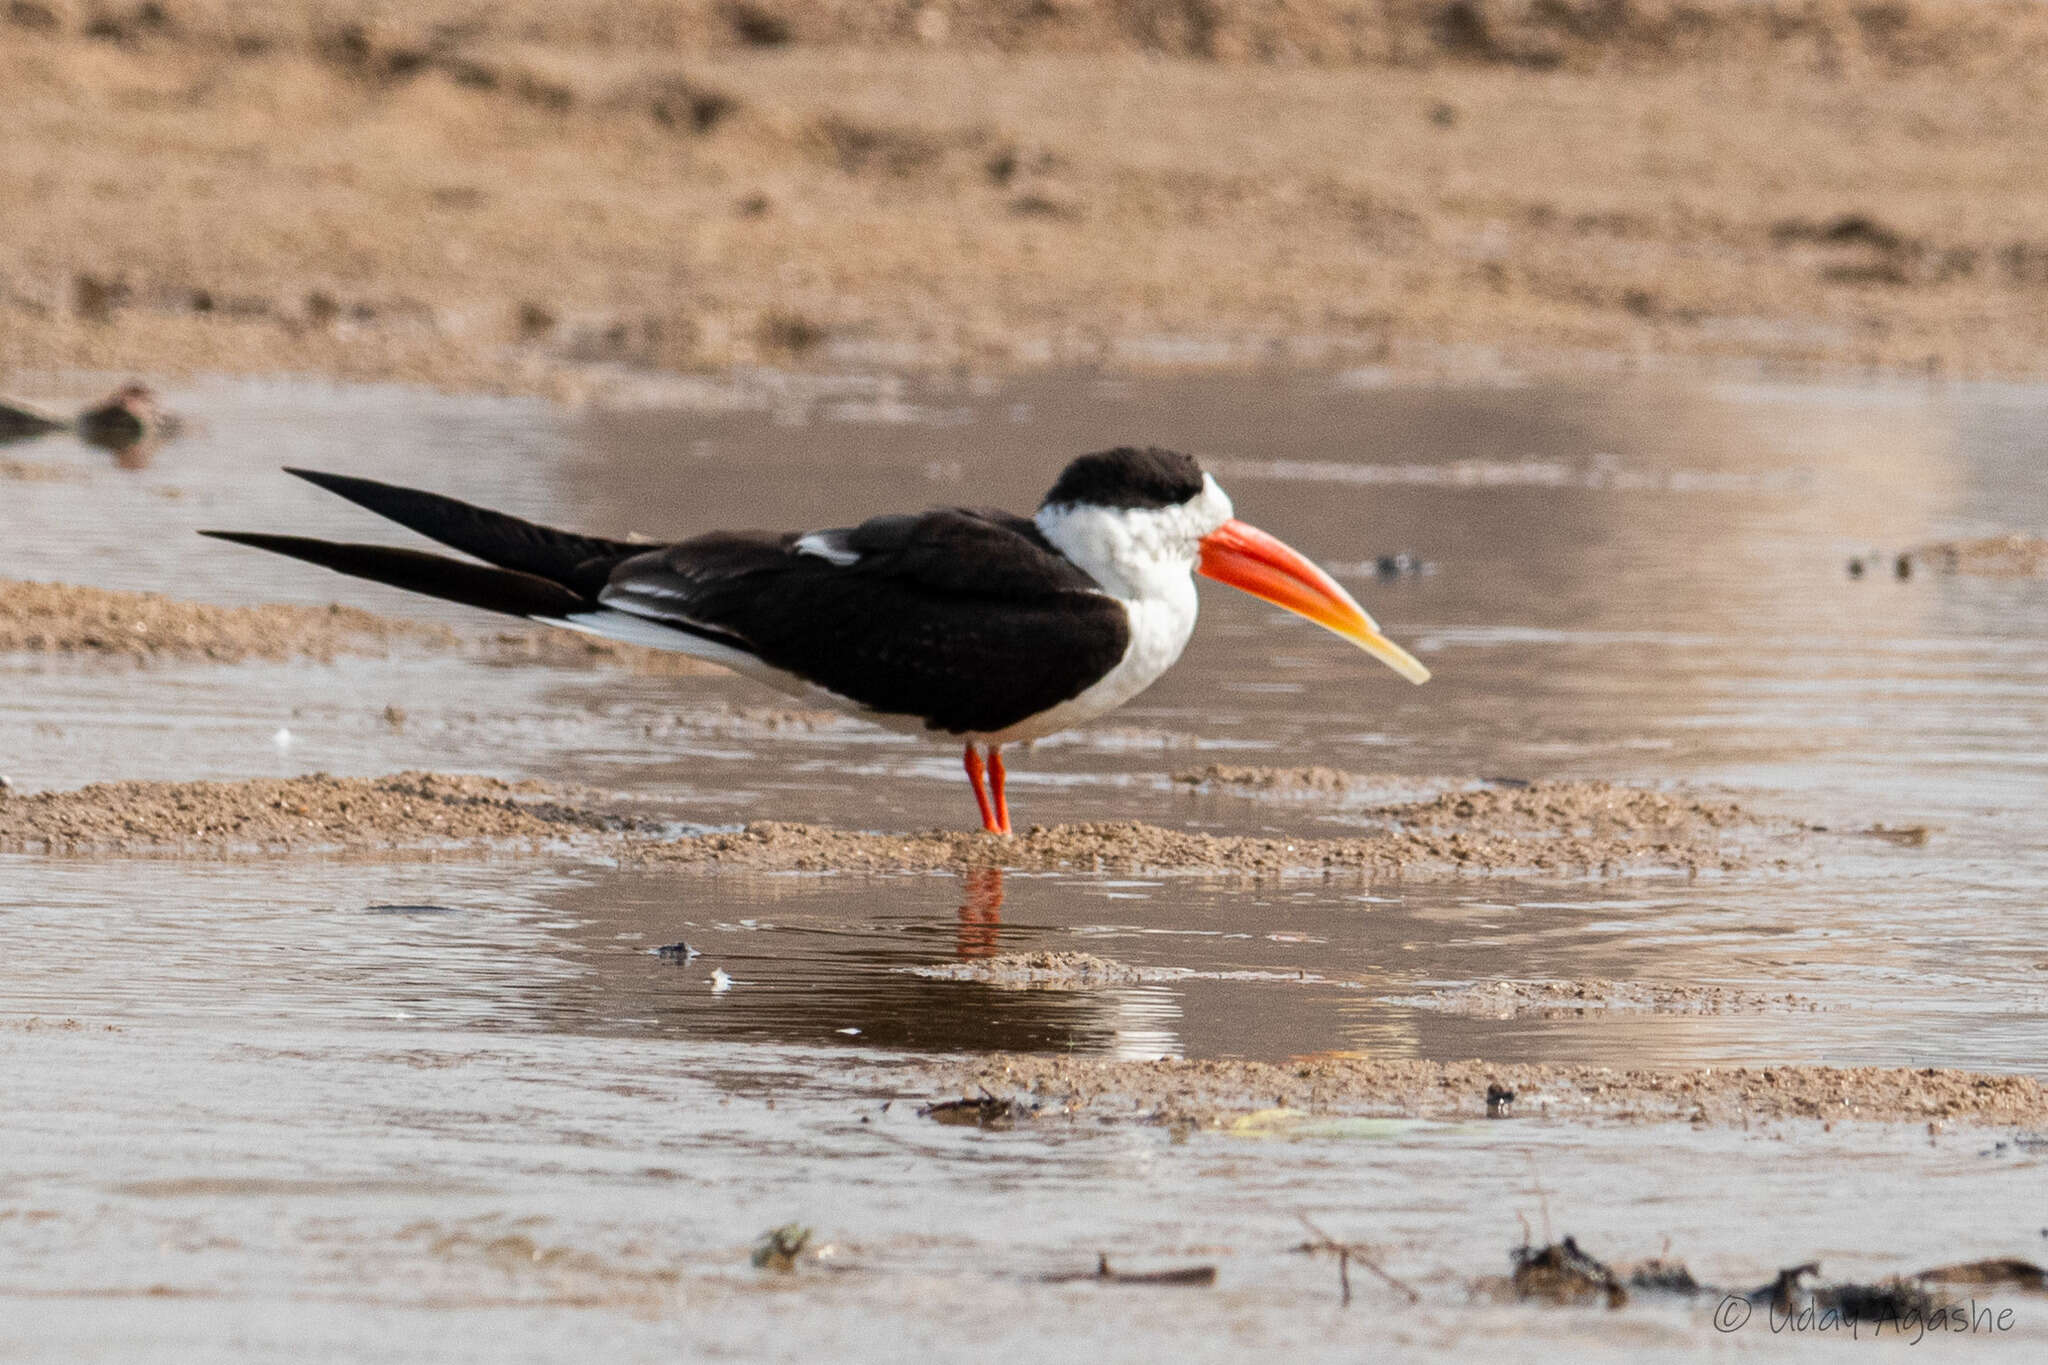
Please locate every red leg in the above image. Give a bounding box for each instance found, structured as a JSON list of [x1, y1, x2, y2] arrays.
[[988, 746, 1012, 835], [962, 743, 999, 833]]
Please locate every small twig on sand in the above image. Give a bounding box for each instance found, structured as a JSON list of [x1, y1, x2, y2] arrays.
[[1294, 1214, 1421, 1306]]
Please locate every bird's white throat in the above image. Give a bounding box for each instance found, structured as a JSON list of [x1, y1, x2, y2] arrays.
[[980, 473, 1238, 745], [1033, 473, 1234, 603]]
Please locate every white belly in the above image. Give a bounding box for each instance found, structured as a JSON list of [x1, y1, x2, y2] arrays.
[[964, 587, 1199, 745]]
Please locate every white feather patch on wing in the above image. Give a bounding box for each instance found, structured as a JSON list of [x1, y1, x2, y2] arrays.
[[555, 609, 761, 671], [793, 531, 860, 567]]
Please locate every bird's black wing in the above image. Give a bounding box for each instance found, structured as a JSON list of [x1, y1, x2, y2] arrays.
[[600, 509, 1131, 735]]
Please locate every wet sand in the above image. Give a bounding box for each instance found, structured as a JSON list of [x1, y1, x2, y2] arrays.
[[0, 771, 645, 851], [12, 2, 2048, 390], [0, 769, 1766, 872], [1392, 978, 1825, 1017], [0, 576, 451, 662], [930, 1052, 2048, 1127]]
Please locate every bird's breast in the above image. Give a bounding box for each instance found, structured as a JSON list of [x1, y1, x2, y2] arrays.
[[966, 582, 1199, 745]]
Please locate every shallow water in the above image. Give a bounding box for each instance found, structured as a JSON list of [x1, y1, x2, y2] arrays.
[[4, 370, 2046, 1066], [3, 370, 2047, 1357]]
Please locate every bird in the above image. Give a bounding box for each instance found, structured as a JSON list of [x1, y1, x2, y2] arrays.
[[76, 382, 180, 466], [202, 447, 1429, 834]]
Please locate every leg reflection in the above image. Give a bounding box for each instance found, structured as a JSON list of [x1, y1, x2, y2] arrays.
[[956, 866, 1005, 960]]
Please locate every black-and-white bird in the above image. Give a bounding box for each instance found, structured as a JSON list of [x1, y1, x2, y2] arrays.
[[203, 448, 1428, 833]]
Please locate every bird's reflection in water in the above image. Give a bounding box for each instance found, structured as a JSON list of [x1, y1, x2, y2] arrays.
[[955, 866, 1005, 960]]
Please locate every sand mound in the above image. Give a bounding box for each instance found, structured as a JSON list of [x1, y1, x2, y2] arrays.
[[1394, 979, 1824, 1017], [933, 1054, 2048, 1127], [0, 771, 644, 852], [641, 797, 1750, 874], [915, 952, 1152, 988], [0, 771, 1768, 871], [0, 578, 722, 673], [0, 578, 451, 663]]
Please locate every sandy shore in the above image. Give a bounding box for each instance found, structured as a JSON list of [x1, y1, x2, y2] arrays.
[[8, 2, 2048, 392], [927, 1052, 2048, 1127], [0, 769, 1768, 872]]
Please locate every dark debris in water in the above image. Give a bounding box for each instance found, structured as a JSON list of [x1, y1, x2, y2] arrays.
[[1042, 1253, 1215, 1287], [920, 1091, 1035, 1129], [1509, 1236, 1628, 1308], [653, 941, 701, 962], [1494, 1237, 2048, 1317], [750, 1223, 811, 1271]]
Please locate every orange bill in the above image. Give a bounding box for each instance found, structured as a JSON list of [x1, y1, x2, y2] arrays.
[[1197, 519, 1431, 684]]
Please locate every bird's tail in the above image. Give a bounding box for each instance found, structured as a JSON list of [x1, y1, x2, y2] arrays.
[[198, 531, 593, 619], [201, 468, 645, 620]]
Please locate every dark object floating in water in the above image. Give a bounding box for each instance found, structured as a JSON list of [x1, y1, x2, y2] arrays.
[[1376, 552, 1425, 581], [77, 382, 182, 466], [1511, 1236, 1628, 1308], [751, 1223, 810, 1271], [1627, 1259, 1703, 1295], [654, 941, 700, 961], [0, 399, 67, 444], [1500, 1237, 2042, 1318], [1042, 1253, 1216, 1287], [921, 1092, 1030, 1129], [1373, 552, 1430, 579], [364, 903, 463, 914], [1485, 1083, 1516, 1118]]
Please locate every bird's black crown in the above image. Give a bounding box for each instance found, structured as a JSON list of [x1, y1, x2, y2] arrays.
[[1040, 447, 1205, 511]]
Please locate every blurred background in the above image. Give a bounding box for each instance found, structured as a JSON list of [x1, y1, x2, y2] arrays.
[[6, 0, 2048, 393]]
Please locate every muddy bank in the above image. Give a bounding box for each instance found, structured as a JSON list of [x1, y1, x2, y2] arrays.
[[0, 577, 721, 673], [0, 770, 1767, 871], [12, 6, 2048, 390], [1394, 979, 1825, 1017], [930, 1054, 2048, 1127]]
